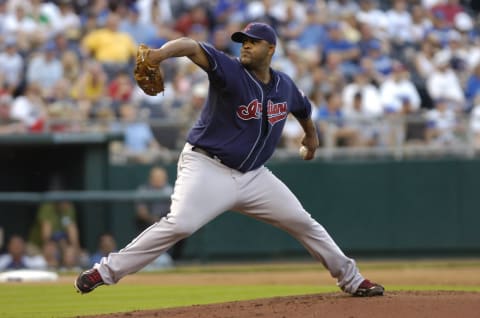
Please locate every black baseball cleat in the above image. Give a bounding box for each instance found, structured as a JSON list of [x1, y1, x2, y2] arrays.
[[74, 268, 105, 294], [353, 279, 385, 297]]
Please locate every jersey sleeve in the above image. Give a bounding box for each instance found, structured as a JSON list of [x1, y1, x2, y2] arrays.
[[290, 86, 312, 119], [198, 42, 240, 91]]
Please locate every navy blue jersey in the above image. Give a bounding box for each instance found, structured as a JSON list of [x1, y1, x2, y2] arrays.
[[187, 42, 312, 173]]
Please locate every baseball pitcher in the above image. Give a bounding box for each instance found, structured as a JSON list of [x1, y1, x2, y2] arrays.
[[75, 22, 384, 297]]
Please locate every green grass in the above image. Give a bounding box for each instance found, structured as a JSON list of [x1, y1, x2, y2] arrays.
[[0, 284, 331, 318]]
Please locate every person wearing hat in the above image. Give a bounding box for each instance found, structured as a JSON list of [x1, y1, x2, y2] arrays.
[[75, 22, 384, 298]]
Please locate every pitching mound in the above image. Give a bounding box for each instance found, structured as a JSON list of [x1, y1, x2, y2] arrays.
[[82, 291, 480, 318]]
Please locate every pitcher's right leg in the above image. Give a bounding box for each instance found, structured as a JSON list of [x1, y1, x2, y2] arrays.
[[75, 145, 238, 293]]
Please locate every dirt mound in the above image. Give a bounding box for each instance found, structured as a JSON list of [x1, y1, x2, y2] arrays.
[[82, 291, 480, 318]]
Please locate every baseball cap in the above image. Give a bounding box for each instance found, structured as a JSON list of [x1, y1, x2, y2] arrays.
[[231, 22, 277, 45]]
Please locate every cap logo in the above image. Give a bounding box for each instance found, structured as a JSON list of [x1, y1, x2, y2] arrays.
[[244, 23, 254, 32]]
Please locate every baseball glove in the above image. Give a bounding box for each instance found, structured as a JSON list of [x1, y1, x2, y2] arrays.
[[134, 44, 164, 96]]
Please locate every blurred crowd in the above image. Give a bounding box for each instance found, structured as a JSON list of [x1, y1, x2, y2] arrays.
[[0, 0, 480, 161]]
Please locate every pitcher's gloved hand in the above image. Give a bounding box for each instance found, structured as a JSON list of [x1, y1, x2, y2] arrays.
[[134, 44, 164, 96]]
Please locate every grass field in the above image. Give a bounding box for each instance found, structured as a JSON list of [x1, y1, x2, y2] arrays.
[[1, 259, 480, 318]]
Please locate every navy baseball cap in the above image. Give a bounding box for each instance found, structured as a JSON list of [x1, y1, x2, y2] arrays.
[[231, 22, 277, 45]]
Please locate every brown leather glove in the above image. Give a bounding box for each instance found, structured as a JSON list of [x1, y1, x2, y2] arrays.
[[134, 44, 164, 96]]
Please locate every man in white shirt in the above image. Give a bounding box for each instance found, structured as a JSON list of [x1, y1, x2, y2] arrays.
[[0, 235, 47, 271], [426, 50, 465, 110], [380, 62, 421, 114]]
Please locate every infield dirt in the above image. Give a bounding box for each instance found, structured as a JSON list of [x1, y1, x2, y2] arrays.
[[81, 291, 480, 318]]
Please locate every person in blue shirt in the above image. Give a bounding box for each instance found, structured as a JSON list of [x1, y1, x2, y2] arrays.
[[323, 22, 360, 78]]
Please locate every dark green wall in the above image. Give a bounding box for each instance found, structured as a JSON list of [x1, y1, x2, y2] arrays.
[[103, 158, 480, 260]]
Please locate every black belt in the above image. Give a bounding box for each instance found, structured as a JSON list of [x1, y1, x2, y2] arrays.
[[192, 146, 221, 162]]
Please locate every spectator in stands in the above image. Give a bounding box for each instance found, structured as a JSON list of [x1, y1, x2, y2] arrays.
[[344, 91, 380, 147], [51, 0, 81, 40], [426, 50, 465, 111], [363, 40, 394, 80], [135, 166, 173, 233], [119, 4, 157, 45], [111, 103, 166, 163], [174, 3, 211, 36], [186, 23, 209, 43], [70, 59, 108, 119], [294, 6, 327, 56], [59, 244, 83, 272], [0, 37, 24, 95], [136, 0, 174, 26], [107, 71, 134, 111], [277, 1, 307, 43], [81, 12, 137, 78], [339, 11, 361, 44], [425, 10, 453, 48], [356, 0, 389, 40], [386, 0, 414, 50], [425, 97, 462, 145], [0, 235, 47, 271], [0, 94, 25, 134], [10, 83, 46, 133], [431, 0, 464, 26], [409, 4, 433, 44], [89, 233, 117, 268], [342, 68, 382, 117], [29, 186, 80, 258], [179, 82, 208, 138], [3, 3, 39, 46], [380, 62, 421, 115], [52, 31, 81, 59], [322, 22, 360, 78], [61, 50, 81, 84], [414, 38, 439, 81], [46, 78, 80, 132], [26, 41, 64, 99], [41, 240, 60, 270], [315, 91, 359, 147], [210, 25, 236, 56]]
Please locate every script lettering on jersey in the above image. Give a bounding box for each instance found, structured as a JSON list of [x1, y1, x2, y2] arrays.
[[266, 100, 288, 125], [236, 99, 288, 126]]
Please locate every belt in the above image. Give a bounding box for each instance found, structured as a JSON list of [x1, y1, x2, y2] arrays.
[[191, 146, 222, 162]]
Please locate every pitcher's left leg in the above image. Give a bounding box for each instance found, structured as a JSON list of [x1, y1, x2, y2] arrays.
[[237, 167, 364, 294]]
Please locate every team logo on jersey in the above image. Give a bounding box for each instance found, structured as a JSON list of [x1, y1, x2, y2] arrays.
[[236, 99, 288, 126], [236, 99, 262, 120]]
